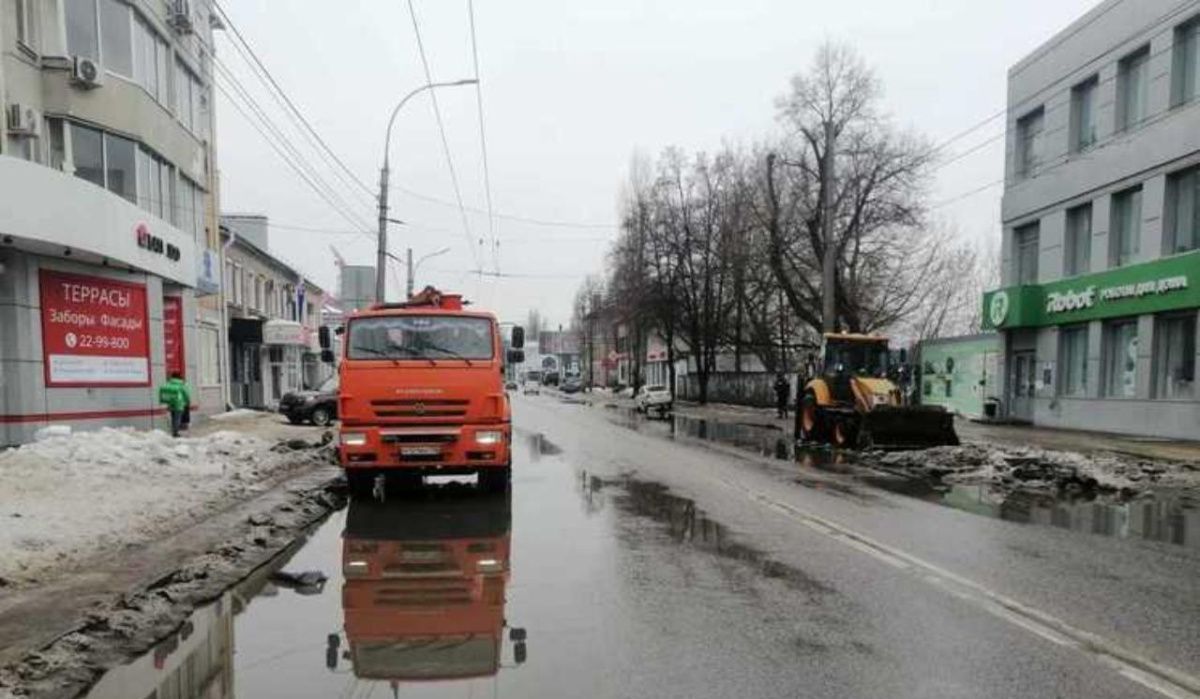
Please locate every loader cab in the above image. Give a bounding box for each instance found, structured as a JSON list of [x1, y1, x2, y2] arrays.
[[822, 335, 891, 378]]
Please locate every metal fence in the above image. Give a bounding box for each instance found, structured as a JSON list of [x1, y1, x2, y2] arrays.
[[676, 372, 789, 407]]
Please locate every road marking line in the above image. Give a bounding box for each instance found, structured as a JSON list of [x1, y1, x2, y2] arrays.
[[714, 476, 1200, 699]]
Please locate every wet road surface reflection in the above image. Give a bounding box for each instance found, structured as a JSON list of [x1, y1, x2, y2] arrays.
[[607, 407, 1200, 550]]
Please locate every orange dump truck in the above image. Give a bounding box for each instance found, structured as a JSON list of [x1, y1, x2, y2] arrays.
[[337, 288, 524, 493], [339, 495, 525, 682]]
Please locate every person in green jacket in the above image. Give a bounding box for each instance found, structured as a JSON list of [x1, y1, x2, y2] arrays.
[[157, 371, 192, 437]]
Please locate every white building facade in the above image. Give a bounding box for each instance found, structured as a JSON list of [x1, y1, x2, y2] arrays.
[[1, 0, 223, 445]]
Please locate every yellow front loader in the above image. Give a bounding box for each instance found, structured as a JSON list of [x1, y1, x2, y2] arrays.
[[799, 334, 959, 450]]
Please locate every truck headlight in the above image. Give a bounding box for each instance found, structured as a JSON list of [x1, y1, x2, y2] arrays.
[[475, 430, 503, 445], [340, 432, 367, 446]]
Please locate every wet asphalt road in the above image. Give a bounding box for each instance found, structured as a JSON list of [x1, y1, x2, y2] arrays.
[[85, 393, 1200, 699]]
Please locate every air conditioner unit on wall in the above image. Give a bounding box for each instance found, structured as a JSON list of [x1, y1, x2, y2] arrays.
[[71, 56, 102, 88], [6, 104, 41, 137], [168, 0, 194, 34]]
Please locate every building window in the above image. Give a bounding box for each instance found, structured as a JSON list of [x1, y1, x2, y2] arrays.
[[224, 261, 234, 296], [1173, 18, 1200, 107], [103, 133, 136, 204], [69, 123, 105, 188], [1014, 222, 1039, 285], [16, 0, 39, 51], [65, 0, 99, 61], [133, 14, 169, 102], [1154, 313, 1196, 399], [232, 265, 244, 305], [1166, 166, 1200, 255], [175, 59, 204, 134], [1059, 325, 1089, 397], [1070, 76, 1099, 152], [1110, 186, 1143, 267], [1103, 320, 1139, 397], [1016, 107, 1044, 177], [1117, 46, 1151, 131], [136, 146, 173, 219], [1064, 204, 1092, 276], [174, 176, 205, 242], [98, 0, 132, 77], [198, 325, 221, 387]]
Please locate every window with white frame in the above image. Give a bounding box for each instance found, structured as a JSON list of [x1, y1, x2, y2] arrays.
[[1117, 46, 1150, 131], [198, 325, 221, 387], [1110, 186, 1143, 267], [65, 0, 173, 106], [1059, 325, 1089, 397], [1154, 313, 1196, 399], [175, 59, 204, 134], [173, 175, 205, 243], [1014, 222, 1039, 285], [1070, 76, 1099, 152], [136, 146, 174, 219], [1064, 204, 1092, 277], [65, 0, 99, 61], [232, 265, 244, 305], [1103, 319, 1139, 398], [1016, 107, 1044, 177], [1166, 165, 1200, 255]]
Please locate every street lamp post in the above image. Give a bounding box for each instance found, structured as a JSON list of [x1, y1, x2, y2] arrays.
[[406, 246, 451, 298], [376, 79, 478, 303]]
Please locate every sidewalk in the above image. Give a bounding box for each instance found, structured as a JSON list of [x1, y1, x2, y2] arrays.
[[590, 391, 1200, 465]]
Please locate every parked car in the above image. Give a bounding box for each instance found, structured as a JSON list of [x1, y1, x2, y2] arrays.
[[523, 381, 541, 396], [561, 376, 583, 394], [279, 376, 339, 426], [505, 380, 519, 391], [634, 384, 672, 417]]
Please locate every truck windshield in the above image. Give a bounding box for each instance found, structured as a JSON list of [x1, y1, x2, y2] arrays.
[[347, 316, 494, 361]]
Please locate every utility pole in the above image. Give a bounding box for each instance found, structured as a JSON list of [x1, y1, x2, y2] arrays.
[[405, 248, 414, 299], [375, 166, 390, 303], [821, 121, 837, 333]]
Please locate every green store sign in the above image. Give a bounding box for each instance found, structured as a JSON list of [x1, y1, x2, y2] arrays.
[[982, 251, 1200, 330]]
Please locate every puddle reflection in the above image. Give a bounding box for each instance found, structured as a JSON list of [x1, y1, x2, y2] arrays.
[[338, 493, 525, 684]]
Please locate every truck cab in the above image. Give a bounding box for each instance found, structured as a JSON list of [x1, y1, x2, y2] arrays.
[[337, 288, 524, 493]]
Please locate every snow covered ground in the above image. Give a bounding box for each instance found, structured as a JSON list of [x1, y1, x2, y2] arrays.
[[0, 425, 331, 587]]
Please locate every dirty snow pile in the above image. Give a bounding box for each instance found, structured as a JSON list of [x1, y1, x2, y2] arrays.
[[0, 426, 331, 586], [870, 443, 1198, 496]]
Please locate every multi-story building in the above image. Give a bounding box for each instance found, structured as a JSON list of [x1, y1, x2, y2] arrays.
[[984, 0, 1200, 437], [221, 215, 329, 409], [1, 0, 224, 445]]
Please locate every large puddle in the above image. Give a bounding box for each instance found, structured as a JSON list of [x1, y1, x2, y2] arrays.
[[605, 407, 1200, 551]]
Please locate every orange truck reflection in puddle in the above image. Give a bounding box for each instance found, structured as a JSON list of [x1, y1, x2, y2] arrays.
[[338, 494, 525, 684]]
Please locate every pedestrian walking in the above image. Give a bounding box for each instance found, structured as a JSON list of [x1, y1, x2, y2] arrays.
[[774, 374, 790, 419], [157, 371, 192, 437]]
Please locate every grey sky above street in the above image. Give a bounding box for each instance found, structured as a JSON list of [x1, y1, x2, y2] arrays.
[[216, 0, 1100, 327]]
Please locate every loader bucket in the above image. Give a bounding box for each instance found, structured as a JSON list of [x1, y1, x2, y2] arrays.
[[858, 405, 959, 450]]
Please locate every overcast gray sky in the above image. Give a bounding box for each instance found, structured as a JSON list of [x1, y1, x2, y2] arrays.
[[216, 0, 1099, 327]]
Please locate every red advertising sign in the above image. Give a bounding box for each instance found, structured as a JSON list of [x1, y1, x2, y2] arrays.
[[163, 296, 184, 378], [39, 270, 151, 387]]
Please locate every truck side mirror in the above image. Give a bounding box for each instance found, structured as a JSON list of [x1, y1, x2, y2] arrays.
[[511, 326, 525, 349], [319, 326, 332, 350], [507, 349, 525, 364], [334, 325, 345, 336]]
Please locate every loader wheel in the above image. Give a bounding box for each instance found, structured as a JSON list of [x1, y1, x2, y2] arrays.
[[832, 419, 858, 449], [800, 392, 828, 444]]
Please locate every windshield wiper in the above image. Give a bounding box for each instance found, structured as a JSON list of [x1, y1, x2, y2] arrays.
[[422, 343, 474, 366]]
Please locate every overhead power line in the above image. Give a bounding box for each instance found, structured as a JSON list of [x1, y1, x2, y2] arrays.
[[467, 0, 499, 273], [391, 184, 620, 229], [405, 0, 481, 271]]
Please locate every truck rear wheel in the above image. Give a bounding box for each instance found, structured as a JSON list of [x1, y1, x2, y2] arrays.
[[480, 465, 511, 494]]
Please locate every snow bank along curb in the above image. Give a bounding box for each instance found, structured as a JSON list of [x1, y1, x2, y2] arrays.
[[0, 426, 335, 587], [862, 442, 1200, 497], [0, 475, 348, 699]]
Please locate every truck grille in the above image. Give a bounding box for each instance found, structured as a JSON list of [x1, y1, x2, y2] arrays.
[[370, 399, 469, 419]]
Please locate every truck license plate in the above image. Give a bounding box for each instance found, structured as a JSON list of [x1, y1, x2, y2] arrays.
[[401, 446, 442, 457]]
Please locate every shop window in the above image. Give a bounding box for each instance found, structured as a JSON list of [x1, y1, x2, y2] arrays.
[[1110, 186, 1143, 267], [1064, 204, 1092, 276], [1059, 325, 1089, 397], [1154, 313, 1196, 399], [1103, 320, 1139, 397], [69, 123, 104, 188], [1165, 166, 1200, 254], [1014, 222, 1039, 284]]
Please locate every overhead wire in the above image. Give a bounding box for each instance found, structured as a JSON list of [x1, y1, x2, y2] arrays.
[[467, 0, 499, 273], [404, 0, 482, 271]]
